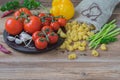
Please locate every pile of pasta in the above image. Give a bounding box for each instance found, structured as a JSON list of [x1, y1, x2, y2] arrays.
[[60, 21, 95, 51]]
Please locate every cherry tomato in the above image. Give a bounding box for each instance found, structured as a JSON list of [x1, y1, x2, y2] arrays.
[[14, 8, 32, 18], [35, 37, 48, 49], [48, 32, 59, 44], [5, 18, 23, 35], [42, 20, 50, 26], [50, 21, 60, 31], [45, 13, 53, 22], [38, 13, 45, 18], [14, 8, 32, 23], [42, 26, 53, 34], [58, 18, 67, 27], [32, 31, 45, 41], [45, 17, 52, 22], [24, 16, 42, 34]]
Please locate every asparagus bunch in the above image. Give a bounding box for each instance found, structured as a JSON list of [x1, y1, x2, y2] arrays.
[[89, 20, 120, 49]]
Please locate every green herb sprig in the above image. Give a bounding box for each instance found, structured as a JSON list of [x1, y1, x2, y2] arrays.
[[0, 0, 20, 11], [100, 37, 117, 44], [0, 0, 48, 12], [22, 0, 41, 9]]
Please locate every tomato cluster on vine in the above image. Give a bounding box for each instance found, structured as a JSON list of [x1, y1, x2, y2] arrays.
[[5, 8, 67, 49]]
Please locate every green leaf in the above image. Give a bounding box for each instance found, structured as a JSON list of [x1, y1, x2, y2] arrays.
[[100, 37, 118, 44], [0, 0, 20, 11], [0, 5, 6, 11]]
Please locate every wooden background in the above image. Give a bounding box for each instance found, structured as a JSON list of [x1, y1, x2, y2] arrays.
[[0, 0, 120, 80]]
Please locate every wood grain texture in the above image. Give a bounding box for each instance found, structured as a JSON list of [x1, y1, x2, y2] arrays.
[[0, 4, 120, 80], [0, 62, 120, 80]]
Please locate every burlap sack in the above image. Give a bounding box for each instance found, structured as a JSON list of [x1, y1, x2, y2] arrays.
[[75, 0, 120, 31]]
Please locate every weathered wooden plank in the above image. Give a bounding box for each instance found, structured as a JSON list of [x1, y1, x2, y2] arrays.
[[0, 62, 119, 80]]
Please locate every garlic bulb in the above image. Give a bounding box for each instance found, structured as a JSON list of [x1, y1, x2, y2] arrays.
[[20, 32, 32, 42], [7, 36, 15, 41], [15, 38, 23, 44]]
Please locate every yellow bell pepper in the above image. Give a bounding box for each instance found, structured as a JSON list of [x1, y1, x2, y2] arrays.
[[50, 0, 75, 20]]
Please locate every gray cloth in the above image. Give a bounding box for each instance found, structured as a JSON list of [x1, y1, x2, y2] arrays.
[[75, 0, 120, 31]]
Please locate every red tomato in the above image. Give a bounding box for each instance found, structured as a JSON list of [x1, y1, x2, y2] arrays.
[[42, 20, 50, 26], [42, 26, 53, 34], [45, 17, 52, 22], [58, 18, 67, 27], [5, 18, 23, 35], [32, 31, 45, 41], [38, 13, 45, 18], [14, 8, 32, 23], [35, 37, 48, 49], [24, 16, 42, 34], [50, 21, 60, 31], [48, 32, 59, 44], [14, 8, 32, 17], [45, 13, 53, 22]]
